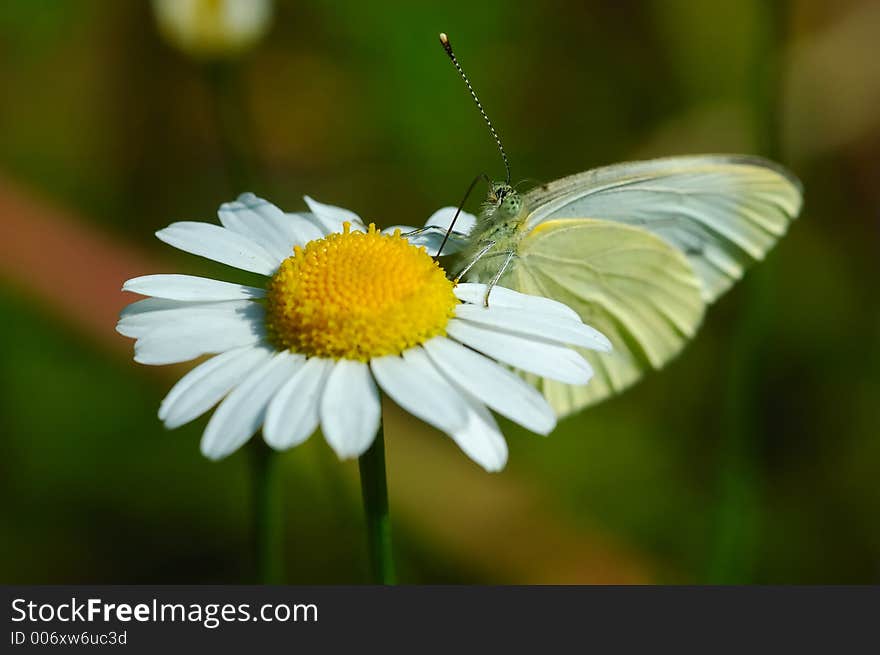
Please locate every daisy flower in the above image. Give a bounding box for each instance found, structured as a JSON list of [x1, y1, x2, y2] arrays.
[[117, 194, 611, 472]]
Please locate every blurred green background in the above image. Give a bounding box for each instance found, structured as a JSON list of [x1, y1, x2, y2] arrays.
[[1, 0, 878, 584]]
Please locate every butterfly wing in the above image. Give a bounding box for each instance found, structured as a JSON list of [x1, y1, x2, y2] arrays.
[[522, 155, 803, 302], [502, 218, 705, 416]]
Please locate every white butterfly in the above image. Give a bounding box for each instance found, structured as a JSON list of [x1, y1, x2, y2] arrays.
[[424, 35, 804, 417]]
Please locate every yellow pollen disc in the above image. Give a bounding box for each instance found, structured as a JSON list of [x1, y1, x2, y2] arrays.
[[265, 223, 458, 361]]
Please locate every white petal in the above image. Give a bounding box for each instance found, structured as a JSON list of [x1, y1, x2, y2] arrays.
[[285, 212, 335, 238], [454, 283, 582, 322], [132, 304, 265, 365], [455, 304, 612, 352], [200, 351, 303, 460], [263, 357, 333, 450], [159, 346, 273, 429], [423, 336, 555, 435], [119, 297, 191, 318], [303, 196, 366, 234], [155, 221, 278, 275], [219, 193, 321, 261], [424, 206, 477, 234], [118, 299, 259, 339], [319, 359, 381, 459], [380, 208, 477, 256], [122, 274, 265, 301], [393, 225, 470, 256], [370, 348, 469, 435], [451, 392, 508, 472], [446, 318, 593, 384]]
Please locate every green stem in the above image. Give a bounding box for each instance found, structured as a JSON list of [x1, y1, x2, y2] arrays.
[[706, 279, 767, 582], [358, 422, 396, 584], [204, 60, 255, 193], [706, 0, 788, 583], [252, 439, 283, 584], [203, 60, 279, 584]]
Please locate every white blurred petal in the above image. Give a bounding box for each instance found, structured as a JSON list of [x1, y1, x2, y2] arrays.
[[152, 0, 272, 58]]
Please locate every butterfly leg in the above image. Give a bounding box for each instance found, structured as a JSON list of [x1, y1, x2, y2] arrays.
[[400, 226, 433, 237], [453, 240, 496, 282], [482, 249, 516, 307]]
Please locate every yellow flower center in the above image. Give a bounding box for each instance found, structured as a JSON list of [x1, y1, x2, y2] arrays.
[[265, 223, 458, 361]]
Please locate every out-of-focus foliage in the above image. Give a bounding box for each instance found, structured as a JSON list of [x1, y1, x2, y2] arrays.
[[0, 0, 877, 583]]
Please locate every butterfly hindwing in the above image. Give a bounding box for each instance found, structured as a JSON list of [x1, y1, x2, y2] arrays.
[[502, 218, 706, 416]]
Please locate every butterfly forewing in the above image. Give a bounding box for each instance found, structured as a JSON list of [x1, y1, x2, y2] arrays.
[[521, 155, 803, 302]]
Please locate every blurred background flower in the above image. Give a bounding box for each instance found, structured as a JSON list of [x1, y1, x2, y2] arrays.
[[152, 0, 273, 59], [0, 0, 877, 584]]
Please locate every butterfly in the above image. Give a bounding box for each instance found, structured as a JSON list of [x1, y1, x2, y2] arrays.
[[421, 34, 804, 417]]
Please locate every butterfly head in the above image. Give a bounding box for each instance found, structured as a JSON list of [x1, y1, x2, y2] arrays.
[[487, 182, 522, 219]]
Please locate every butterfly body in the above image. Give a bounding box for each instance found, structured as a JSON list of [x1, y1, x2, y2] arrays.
[[458, 218, 521, 281]]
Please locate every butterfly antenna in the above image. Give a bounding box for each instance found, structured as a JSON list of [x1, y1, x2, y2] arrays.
[[439, 32, 511, 185], [435, 173, 490, 261]]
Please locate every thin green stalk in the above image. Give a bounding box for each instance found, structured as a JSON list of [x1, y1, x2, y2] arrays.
[[203, 60, 280, 583], [358, 422, 396, 584], [706, 0, 788, 583], [204, 60, 256, 193], [252, 438, 283, 584], [706, 274, 768, 582]]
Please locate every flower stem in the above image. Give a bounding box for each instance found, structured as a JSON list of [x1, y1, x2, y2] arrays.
[[706, 0, 788, 583], [251, 439, 283, 584], [358, 422, 396, 584], [203, 59, 281, 584], [204, 60, 256, 193]]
